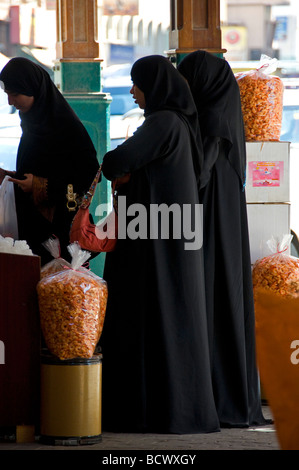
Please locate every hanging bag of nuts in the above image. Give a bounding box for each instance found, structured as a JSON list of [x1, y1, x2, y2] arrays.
[[235, 55, 284, 141]]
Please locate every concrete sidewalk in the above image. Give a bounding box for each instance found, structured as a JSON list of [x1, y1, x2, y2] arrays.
[[0, 406, 280, 451]]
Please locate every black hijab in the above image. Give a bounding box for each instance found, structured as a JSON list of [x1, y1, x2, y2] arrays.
[[177, 50, 247, 188], [0, 57, 96, 178], [130, 55, 204, 188], [0, 57, 99, 263]]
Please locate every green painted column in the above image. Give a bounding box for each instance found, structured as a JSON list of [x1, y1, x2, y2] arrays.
[[174, 51, 225, 65], [54, 59, 111, 277], [54, 0, 112, 277]]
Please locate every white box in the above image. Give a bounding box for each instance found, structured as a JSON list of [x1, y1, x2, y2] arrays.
[[245, 141, 290, 203], [247, 203, 290, 264]]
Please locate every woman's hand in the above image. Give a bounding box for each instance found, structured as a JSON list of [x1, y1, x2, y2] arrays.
[[0, 168, 6, 185], [0, 169, 16, 184], [8, 173, 34, 193]]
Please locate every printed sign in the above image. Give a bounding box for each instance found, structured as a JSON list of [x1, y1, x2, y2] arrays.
[[248, 161, 283, 187]]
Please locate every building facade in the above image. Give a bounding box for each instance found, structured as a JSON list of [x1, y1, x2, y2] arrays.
[[0, 1, 297, 67]]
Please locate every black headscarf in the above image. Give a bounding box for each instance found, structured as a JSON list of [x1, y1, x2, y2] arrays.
[[130, 55, 204, 187], [0, 57, 99, 263], [0, 57, 79, 133], [0, 57, 97, 180], [177, 50, 247, 188]]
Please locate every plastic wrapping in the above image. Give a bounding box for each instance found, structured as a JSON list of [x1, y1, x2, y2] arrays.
[[37, 243, 108, 360], [0, 176, 18, 239], [0, 235, 33, 255], [41, 237, 71, 278], [252, 234, 299, 298], [235, 55, 284, 141]]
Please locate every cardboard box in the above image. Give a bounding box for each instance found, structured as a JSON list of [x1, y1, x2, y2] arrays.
[[247, 203, 290, 264]]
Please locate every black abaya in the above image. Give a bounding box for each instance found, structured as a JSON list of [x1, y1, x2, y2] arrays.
[[100, 56, 220, 434], [200, 139, 265, 426], [178, 50, 266, 426]]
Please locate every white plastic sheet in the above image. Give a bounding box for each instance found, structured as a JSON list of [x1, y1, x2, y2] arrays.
[[0, 175, 18, 239]]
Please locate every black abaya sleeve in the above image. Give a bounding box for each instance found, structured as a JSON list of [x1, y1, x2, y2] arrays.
[[102, 111, 185, 180], [201, 136, 220, 185]]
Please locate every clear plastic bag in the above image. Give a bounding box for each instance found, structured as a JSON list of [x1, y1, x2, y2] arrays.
[[68, 242, 108, 318], [41, 237, 71, 279], [0, 176, 18, 239], [0, 235, 33, 255], [252, 234, 299, 298], [37, 243, 108, 360], [235, 55, 284, 141]]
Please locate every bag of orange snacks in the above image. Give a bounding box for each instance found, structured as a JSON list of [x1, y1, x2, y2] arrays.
[[252, 234, 299, 298], [235, 55, 284, 141], [37, 242, 108, 360]]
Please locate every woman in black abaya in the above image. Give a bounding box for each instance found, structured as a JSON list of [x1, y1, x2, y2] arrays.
[[178, 50, 267, 427], [0, 57, 99, 265], [100, 55, 220, 434]]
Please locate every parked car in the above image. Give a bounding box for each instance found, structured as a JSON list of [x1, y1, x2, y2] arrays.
[[0, 87, 14, 115], [0, 113, 20, 171], [102, 63, 144, 149], [102, 64, 136, 118]]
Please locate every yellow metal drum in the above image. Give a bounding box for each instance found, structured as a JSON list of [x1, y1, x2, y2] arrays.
[[40, 352, 102, 446]]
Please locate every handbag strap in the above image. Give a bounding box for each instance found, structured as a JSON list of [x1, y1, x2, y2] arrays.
[[80, 165, 102, 209]]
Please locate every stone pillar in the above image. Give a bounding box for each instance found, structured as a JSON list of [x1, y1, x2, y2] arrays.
[[168, 0, 226, 64], [55, 0, 111, 277]]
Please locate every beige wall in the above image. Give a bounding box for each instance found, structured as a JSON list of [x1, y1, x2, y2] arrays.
[[228, 4, 269, 48], [226, 1, 288, 58]]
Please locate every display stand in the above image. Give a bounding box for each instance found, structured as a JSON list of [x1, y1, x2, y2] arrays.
[[0, 252, 41, 441]]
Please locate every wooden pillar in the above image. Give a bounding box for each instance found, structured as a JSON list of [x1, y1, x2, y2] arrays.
[[56, 0, 99, 60], [168, 0, 226, 63], [55, 0, 102, 93], [55, 0, 110, 277]]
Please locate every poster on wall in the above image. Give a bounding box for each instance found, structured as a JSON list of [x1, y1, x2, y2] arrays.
[[103, 0, 138, 15]]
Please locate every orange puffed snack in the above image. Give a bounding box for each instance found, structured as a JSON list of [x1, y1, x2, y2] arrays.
[[252, 235, 299, 298], [37, 243, 108, 360], [37, 269, 108, 360], [235, 62, 284, 142]]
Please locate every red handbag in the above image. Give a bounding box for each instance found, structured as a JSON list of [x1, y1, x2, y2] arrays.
[[69, 166, 118, 253]]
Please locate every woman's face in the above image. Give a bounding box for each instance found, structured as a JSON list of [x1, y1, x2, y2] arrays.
[[130, 84, 146, 109], [5, 90, 34, 113]]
